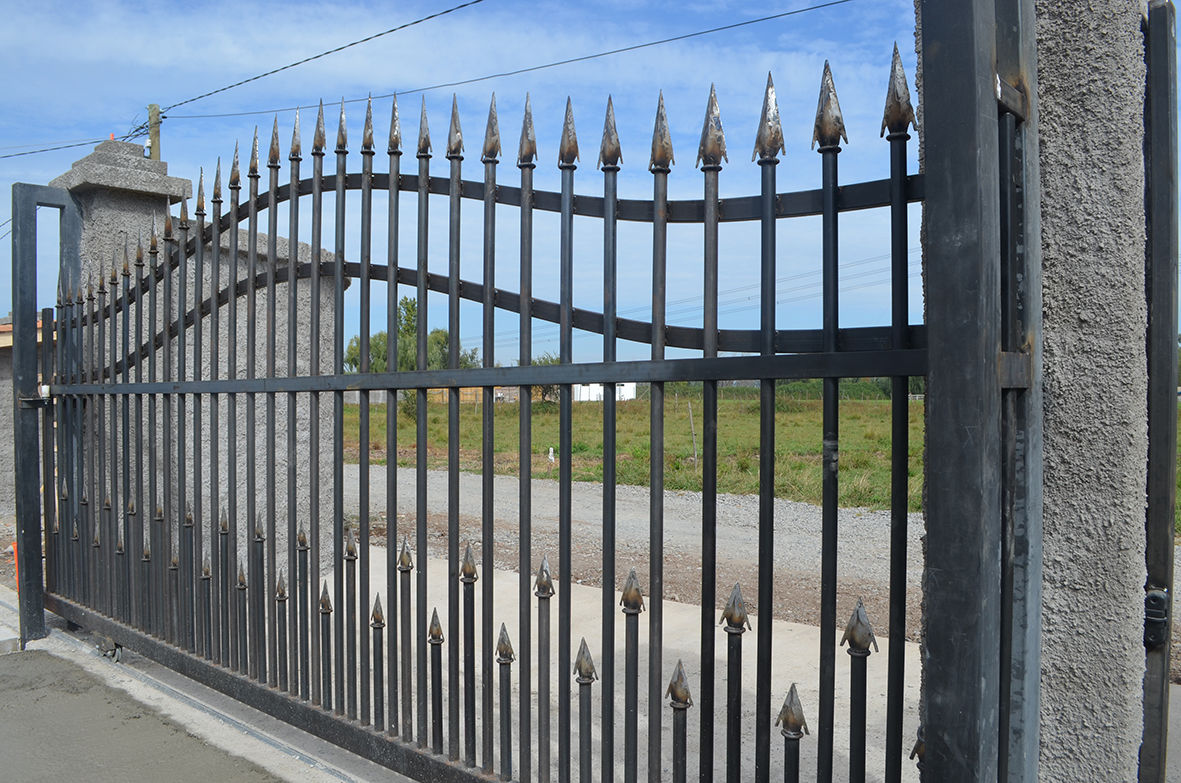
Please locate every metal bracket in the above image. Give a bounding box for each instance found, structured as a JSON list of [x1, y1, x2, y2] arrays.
[[1145, 588, 1170, 649], [998, 350, 1032, 389], [995, 74, 1029, 122]]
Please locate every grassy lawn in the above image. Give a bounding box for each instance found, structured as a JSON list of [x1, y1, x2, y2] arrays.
[[342, 385, 925, 512]]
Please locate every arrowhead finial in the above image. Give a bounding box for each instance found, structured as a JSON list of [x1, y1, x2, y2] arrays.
[[297, 528, 308, 548], [334, 98, 348, 151], [179, 193, 189, 225], [389, 94, 402, 154], [649, 91, 674, 171], [812, 61, 848, 150], [249, 127, 259, 176], [238, 564, 248, 587], [776, 683, 810, 738], [163, 208, 172, 240], [149, 214, 158, 253], [213, 157, 222, 201], [229, 141, 241, 187], [196, 168, 205, 214], [666, 659, 693, 708], [697, 84, 727, 169], [268, 115, 281, 165], [313, 100, 326, 153], [518, 93, 537, 165], [320, 581, 332, 612], [534, 554, 554, 598], [460, 541, 478, 583], [428, 608, 444, 644], [220, 509, 229, 533], [598, 96, 621, 169], [276, 572, 287, 600], [398, 537, 414, 571], [290, 109, 302, 159], [620, 568, 645, 614], [345, 527, 357, 559], [720, 582, 751, 631], [558, 97, 579, 166], [753, 72, 785, 162], [362, 95, 375, 152], [881, 43, 917, 137], [840, 597, 879, 653], [482, 93, 501, 162], [496, 623, 515, 663], [417, 97, 431, 156], [371, 595, 385, 628], [446, 94, 463, 158], [134, 234, 144, 268], [574, 637, 598, 682]]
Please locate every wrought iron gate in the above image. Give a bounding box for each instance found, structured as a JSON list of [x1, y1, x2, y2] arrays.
[[10, 1, 1119, 780]]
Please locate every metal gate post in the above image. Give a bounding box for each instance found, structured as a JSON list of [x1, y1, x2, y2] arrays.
[[11, 183, 81, 647]]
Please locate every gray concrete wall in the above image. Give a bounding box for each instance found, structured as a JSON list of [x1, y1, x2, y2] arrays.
[[1035, 1, 1148, 779]]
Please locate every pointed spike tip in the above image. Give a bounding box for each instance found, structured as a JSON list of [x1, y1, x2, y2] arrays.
[[534, 554, 554, 598], [417, 97, 432, 156], [881, 43, 917, 137], [840, 597, 879, 653], [196, 168, 205, 213], [336, 98, 348, 151], [319, 582, 332, 611], [574, 637, 598, 682], [297, 529, 308, 548], [371, 595, 385, 627], [460, 541, 478, 582], [249, 127, 259, 176], [777, 683, 810, 738], [620, 568, 645, 614], [397, 537, 414, 571], [229, 142, 241, 187], [313, 100, 326, 152], [813, 60, 848, 149], [290, 110, 302, 158], [558, 97, 579, 166], [428, 608, 444, 643], [238, 564, 248, 587], [496, 623, 515, 663], [482, 93, 501, 161], [362, 96, 374, 151], [268, 116, 281, 165], [697, 84, 728, 169], [649, 91, 674, 171], [598, 96, 621, 169], [666, 659, 693, 708], [276, 573, 287, 599], [345, 527, 357, 558], [446, 94, 463, 158], [720, 582, 751, 631], [518, 93, 537, 165], [753, 72, 786, 162], [388, 95, 402, 154], [213, 157, 223, 200]]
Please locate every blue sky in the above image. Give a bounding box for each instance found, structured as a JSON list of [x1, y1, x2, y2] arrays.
[[1, 0, 923, 363]]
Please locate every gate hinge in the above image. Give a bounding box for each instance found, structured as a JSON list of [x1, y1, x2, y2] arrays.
[[998, 351, 1031, 389], [995, 74, 1028, 122], [1145, 588, 1170, 649], [18, 385, 52, 408]]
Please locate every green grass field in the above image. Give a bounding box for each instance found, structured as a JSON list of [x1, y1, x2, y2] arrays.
[[342, 385, 925, 512]]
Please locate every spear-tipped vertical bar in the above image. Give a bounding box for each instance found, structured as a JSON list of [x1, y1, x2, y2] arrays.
[[460, 542, 478, 767], [429, 608, 445, 755], [177, 196, 191, 647], [246, 126, 263, 682], [90, 275, 102, 613], [480, 93, 499, 772], [192, 174, 206, 646], [385, 92, 402, 738], [667, 659, 692, 783], [309, 101, 325, 707], [220, 512, 231, 664], [841, 599, 878, 783], [882, 44, 914, 783], [697, 83, 726, 783], [332, 97, 348, 716], [517, 92, 536, 783], [753, 72, 784, 783], [557, 96, 578, 783], [227, 146, 242, 675], [252, 523, 265, 682], [201, 560, 212, 659], [264, 117, 281, 688], [575, 638, 598, 783], [372, 594, 386, 732], [598, 96, 620, 783], [297, 531, 310, 701], [40, 308, 56, 599], [210, 160, 223, 663], [497, 624, 515, 782], [134, 237, 147, 633], [620, 568, 644, 783], [107, 263, 118, 619], [398, 538, 414, 743], [286, 111, 302, 698], [277, 572, 289, 692], [168, 555, 179, 644], [444, 92, 464, 763], [722, 582, 751, 782], [182, 509, 196, 652], [415, 96, 431, 748], [814, 61, 845, 783], [647, 92, 673, 783], [359, 95, 375, 727], [345, 527, 358, 720], [320, 582, 333, 712], [777, 684, 809, 783], [120, 250, 132, 624], [153, 507, 165, 638], [537, 555, 555, 783], [141, 545, 151, 635]]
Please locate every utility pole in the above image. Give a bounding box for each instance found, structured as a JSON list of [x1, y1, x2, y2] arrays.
[[148, 104, 161, 160]]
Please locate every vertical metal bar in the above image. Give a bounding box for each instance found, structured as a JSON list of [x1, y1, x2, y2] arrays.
[[497, 625, 515, 782], [227, 150, 242, 672], [266, 121, 280, 688], [386, 95, 403, 739], [359, 101, 375, 726], [537, 557, 555, 783], [621, 569, 643, 783], [667, 660, 691, 783], [346, 530, 358, 720], [192, 184, 205, 647], [169, 555, 179, 643], [399, 540, 414, 742], [841, 600, 876, 783], [461, 545, 478, 767], [320, 583, 333, 711], [238, 567, 250, 674], [557, 98, 578, 783], [182, 511, 195, 652], [430, 608, 445, 755], [298, 532, 310, 700], [202, 562, 212, 659], [211, 162, 224, 664], [309, 109, 325, 707], [648, 94, 673, 783], [576, 638, 598, 783], [445, 95, 464, 764], [333, 102, 348, 716], [517, 96, 537, 783], [41, 308, 57, 599], [121, 255, 132, 624], [697, 84, 725, 783], [89, 280, 100, 613], [148, 228, 161, 636], [134, 239, 147, 632], [220, 515, 231, 659], [246, 132, 263, 681], [722, 583, 749, 782], [373, 596, 386, 732], [480, 96, 499, 773], [287, 116, 302, 698], [415, 99, 432, 749], [178, 200, 191, 649], [599, 98, 620, 783], [141, 547, 152, 635], [277, 574, 289, 692], [776, 685, 807, 783], [252, 523, 265, 681], [108, 264, 118, 620]]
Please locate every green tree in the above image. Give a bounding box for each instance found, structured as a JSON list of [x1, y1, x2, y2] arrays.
[[533, 352, 561, 402], [344, 296, 477, 373]]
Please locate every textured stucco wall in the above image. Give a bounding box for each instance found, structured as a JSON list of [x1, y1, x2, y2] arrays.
[[1036, 1, 1148, 779]]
